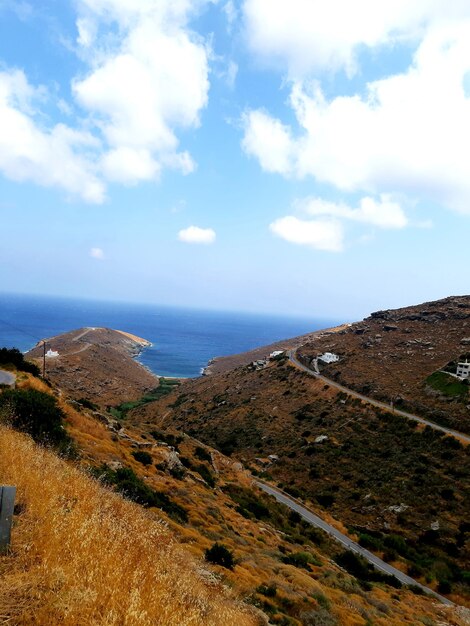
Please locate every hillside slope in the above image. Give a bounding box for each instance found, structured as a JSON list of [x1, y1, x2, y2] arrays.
[[0, 425, 257, 626], [27, 327, 158, 405], [132, 297, 470, 606], [299, 296, 470, 434], [1, 364, 467, 624]]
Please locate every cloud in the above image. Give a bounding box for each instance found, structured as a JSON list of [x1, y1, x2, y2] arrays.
[[243, 0, 470, 77], [0, 1, 213, 202], [270, 195, 407, 252], [302, 195, 408, 229], [90, 247, 105, 259], [0, 69, 105, 203], [242, 21, 470, 214], [223, 1, 237, 32], [269, 216, 343, 252], [74, 0, 211, 186], [242, 110, 293, 174], [178, 225, 216, 244]]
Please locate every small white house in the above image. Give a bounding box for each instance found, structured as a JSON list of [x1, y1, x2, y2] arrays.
[[318, 352, 339, 364], [457, 360, 470, 379], [46, 349, 59, 358], [269, 350, 284, 359]]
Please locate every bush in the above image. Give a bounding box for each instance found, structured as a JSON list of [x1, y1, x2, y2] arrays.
[[193, 463, 216, 487], [281, 551, 321, 569], [437, 580, 452, 594], [132, 450, 153, 466], [0, 388, 71, 449], [194, 446, 212, 463], [257, 584, 277, 598], [0, 347, 40, 376], [93, 465, 188, 523], [205, 543, 234, 569]]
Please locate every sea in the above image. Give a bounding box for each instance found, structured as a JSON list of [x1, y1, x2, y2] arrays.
[[0, 293, 338, 378]]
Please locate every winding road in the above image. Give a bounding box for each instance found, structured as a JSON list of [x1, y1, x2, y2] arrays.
[[288, 349, 470, 444], [0, 369, 15, 387], [256, 481, 453, 606]]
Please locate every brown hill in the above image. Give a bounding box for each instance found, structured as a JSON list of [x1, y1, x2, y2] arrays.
[[2, 368, 463, 624], [298, 295, 470, 434], [131, 297, 470, 606], [27, 327, 158, 405], [2, 345, 467, 624]]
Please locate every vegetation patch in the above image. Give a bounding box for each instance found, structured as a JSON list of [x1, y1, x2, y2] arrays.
[[0, 388, 72, 452], [205, 542, 235, 569], [92, 464, 188, 523], [0, 347, 40, 376], [110, 378, 181, 418], [426, 371, 468, 400], [132, 450, 153, 466]]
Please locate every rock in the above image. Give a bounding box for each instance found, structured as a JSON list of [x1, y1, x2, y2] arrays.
[[386, 503, 409, 514], [383, 324, 399, 331], [430, 520, 440, 531], [461, 337, 470, 345], [314, 435, 328, 444], [166, 450, 183, 471]]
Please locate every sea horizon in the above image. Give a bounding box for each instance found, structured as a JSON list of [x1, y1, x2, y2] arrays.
[[0, 292, 342, 378]]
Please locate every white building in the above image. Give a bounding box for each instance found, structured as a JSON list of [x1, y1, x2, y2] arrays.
[[319, 352, 339, 364], [269, 350, 284, 359], [456, 360, 470, 379], [46, 349, 59, 358]]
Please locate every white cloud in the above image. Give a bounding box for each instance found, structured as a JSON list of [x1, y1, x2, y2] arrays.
[[243, 21, 470, 214], [0, 69, 105, 203], [90, 247, 105, 259], [243, 0, 470, 77], [74, 1, 211, 186], [302, 195, 408, 229], [242, 110, 293, 174], [0, 1, 213, 203], [223, 1, 237, 32], [178, 225, 216, 244], [269, 216, 343, 252]]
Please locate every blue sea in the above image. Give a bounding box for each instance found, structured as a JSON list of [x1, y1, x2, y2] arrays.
[[0, 293, 337, 378]]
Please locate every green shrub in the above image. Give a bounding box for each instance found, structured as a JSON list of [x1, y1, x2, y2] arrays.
[[193, 463, 216, 487], [194, 445, 212, 462], [92, 465, 188, 523], [0, 347, 40, 376], [0, 388, 71, 450], [437, 580, 452, 594], [281, 551, 321, 569], [205, 542, 234, 569], [257, 584, 277, 597], [132, 450, 153, 466]]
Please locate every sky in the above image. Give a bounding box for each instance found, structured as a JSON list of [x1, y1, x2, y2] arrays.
[[0, 0, 469, 320]]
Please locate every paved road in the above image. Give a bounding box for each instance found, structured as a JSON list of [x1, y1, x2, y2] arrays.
[[0, 369, 15, 386], [288, 350, 470, 444], [256, 481, 453, 606]]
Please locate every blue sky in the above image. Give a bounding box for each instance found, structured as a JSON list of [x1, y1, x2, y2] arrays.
[[0, 0, 469, 320]]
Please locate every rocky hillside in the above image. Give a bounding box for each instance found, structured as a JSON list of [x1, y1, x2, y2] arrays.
[[1, 343, 467, 624], [299, 296, 470, 434], [27, 327, 158, 405], [130, 297, 470, 607]]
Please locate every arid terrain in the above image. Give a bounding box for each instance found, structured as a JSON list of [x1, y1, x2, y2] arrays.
[[1, 302, 469, 624], [131, 297, 470, 607], [298, 296, 470, 434], [27, 327, 159, 405]]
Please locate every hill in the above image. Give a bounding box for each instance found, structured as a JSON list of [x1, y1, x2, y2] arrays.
[[27, 327, 158, 405], [1, 340, 468, 624], [131, 297, 470, 606], [298, 295, 470, 435]]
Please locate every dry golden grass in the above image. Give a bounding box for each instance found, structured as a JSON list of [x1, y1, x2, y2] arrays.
[[0, 427, 258, 626]]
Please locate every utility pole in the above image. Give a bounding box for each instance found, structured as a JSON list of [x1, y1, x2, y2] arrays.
[[42, 341, 46, 378]]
